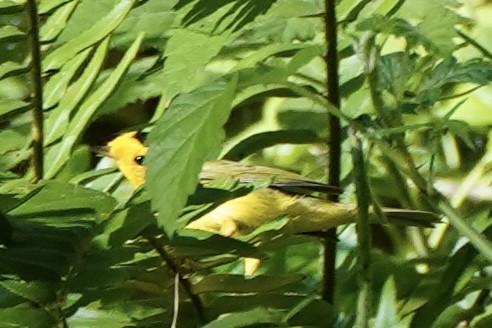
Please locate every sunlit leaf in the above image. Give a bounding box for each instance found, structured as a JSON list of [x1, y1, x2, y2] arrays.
[[146, 75, 238, 235], [43, 0, 136, 71]]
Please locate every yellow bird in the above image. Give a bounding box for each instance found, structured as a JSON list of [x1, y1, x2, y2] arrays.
[[102, 131, 438, 273]]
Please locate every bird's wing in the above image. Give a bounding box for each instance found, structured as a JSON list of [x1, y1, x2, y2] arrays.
[[199, 160, 341, 195]]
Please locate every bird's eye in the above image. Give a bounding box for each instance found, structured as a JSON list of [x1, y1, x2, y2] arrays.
[[134, 156, 145, 165]]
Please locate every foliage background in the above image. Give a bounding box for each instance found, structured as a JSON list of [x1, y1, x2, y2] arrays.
[[0, 0, 491, 327]]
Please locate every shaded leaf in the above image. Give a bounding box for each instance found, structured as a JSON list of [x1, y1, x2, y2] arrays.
[[223, 129, 321, 161], [192, 273, 303, 294]]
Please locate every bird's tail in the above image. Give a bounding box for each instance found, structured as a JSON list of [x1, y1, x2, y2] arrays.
[[381, 208, 439, 228]]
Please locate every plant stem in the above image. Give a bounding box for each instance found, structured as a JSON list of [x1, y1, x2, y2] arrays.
[[26, 0, 44, 182], [145, 235, 206, 323], [351, 131, 372, 328], [322, 0, 341, 304]]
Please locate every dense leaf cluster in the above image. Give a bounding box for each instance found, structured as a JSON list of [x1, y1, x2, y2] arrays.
[[0, 0, 491, 327]]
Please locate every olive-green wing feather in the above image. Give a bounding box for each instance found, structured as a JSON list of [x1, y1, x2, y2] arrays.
[[200, 160, 341, 195]]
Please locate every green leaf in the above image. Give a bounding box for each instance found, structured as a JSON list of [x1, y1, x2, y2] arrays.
[[410, 242, 479, 328], [91, 56, 159, 118], [0, 280, 55, 304], [150, 28, 230, 119], [0, 61, 29, 81], [374, 277, 402, 328], [40, 0, 79, 42], [67, 307, 133, 328], [0, 25, 25, 43], [421, 58, 492, 91], [203, 307, 284, 328], [223, 129, 321, 161], [230, 43, 312, 72], [45, 40, 108, 145], [45, 34, 143, 178], [171, 227, 261, 258], [0, 1, 24, 14], [0, 305, 55, 328], [8, 181, 116, 217], [42, 47, 91, 109], [38, 0, 74, 14], [43, 0, 136, 71], [178, 0, 277, 33], [146, 75, 238, 235], [112, 0, 176, 47], [192, 273, 303, 294], [0, 99, 31, 120]]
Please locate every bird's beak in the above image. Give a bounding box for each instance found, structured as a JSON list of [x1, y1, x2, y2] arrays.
[[92, 145, 112, 157]]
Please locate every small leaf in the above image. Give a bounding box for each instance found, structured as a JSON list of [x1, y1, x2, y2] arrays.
[[0, 61, 29, 80], [0, 1, 24, 14], [0, 99, 31, 120], [0, 25, 25, 42], [40, 0, 80, 42], [38, 0, 73, 14]]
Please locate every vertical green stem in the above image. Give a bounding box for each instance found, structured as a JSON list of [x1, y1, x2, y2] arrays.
[[26, 0, 44, 182], [322, 0, 341, 303], [351, 131, 372, 328]]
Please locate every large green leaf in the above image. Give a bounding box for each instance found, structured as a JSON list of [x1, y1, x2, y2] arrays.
[[146, 75, 237, 234]]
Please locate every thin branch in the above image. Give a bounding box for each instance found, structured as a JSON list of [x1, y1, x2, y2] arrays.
[[322, 0, 341, 304], [26, 0, 44, 182], [171, 273, 180, 328], [144, 235, 206, 323]]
